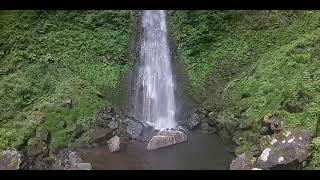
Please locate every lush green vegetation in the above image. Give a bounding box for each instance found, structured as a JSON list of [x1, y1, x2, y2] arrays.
[[169, 10, 320, 168], [168, 10, 320, 132], [0, 10, 137, 150], [307, 137, 320, 169], [2, 10, 320, 169]]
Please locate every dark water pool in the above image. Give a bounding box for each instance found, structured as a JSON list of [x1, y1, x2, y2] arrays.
[[81, 129, 235, 170]]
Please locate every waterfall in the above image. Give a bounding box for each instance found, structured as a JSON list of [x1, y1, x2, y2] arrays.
[[132, 10, 176, 130]]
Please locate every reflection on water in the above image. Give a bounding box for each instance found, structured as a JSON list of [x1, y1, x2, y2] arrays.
[[81, 129, 235, 170]]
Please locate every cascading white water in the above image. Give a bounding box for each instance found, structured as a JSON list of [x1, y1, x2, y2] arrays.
[[133, 10, 176, 130]]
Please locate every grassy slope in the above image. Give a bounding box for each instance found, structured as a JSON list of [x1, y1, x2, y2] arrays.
[[169, 10, 320, 131], [169, 10, 320, 169], [0, 10, 136, 149]]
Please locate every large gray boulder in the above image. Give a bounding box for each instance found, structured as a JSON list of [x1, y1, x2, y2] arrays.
[[107, 136, 121, 152], [126, 119, 143, 139], [256, 130, 311, 170], [188, 112, 200, 130], [147, 130, 187, 150], [0, 150, 21, 170]]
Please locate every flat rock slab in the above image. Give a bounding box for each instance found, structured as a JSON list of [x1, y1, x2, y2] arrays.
[[147, 130, 187, 150], [70, 163, 92, 170], [90, 127, 113, 143]]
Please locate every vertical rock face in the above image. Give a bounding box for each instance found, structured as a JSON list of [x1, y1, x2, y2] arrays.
[[107, 136, 121, 152], [147, 130, 187, 150], [187, 112, 200, 130], [0, 150, 21, 170], [126, 119, 143, 139]]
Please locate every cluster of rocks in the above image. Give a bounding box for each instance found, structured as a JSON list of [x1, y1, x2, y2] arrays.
[[0, 149, 92, 170], [230, 130, 312, 170], [55, 150, 92, 170], [187, 108, 218, 133], [188, 108, 313, 170], [0, 106, 147, 170], [228, 113, 312, 170]]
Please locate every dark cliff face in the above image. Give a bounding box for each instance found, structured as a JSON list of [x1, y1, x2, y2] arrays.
[[168, 18, 198, 125], [120, 11, 142, 118]]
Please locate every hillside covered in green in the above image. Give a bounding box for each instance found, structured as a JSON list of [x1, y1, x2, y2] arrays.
[[2, 10, 320, 169], [168, 10, 320, 169], [0, 10, 137, 150]]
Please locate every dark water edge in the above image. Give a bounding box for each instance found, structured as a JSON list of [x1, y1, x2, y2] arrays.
[[81, 129, 235, 170]]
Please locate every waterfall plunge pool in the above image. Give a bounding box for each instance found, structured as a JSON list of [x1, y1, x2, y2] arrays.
[[81, 129, 235, 170]]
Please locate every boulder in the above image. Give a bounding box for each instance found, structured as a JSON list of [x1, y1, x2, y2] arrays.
[[126, 119, 143, 139], [62, 96, 72, 108], [90, 127, 113, 143], [147, 130, 187, 150], [27, 141, 47, 157], [107, 136, 121, 152], [230, 153, 255, 170], [107, 120, 118, 130], [237, 119, 252, 130], [260, 126, 270, 135], [68, 151, 83, 164], [256, 130, 311, 170], [187, 112, 200, 130], [263, 114, 283, 133], [0, 150, 21, 170], [102, 113, 112, 121], [226, 118, 239, 134]]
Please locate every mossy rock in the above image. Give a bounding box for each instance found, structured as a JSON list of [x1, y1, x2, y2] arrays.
[[0, 150, 21, 170], [284, 100, 304, 113], [259, 135, 273, 152]]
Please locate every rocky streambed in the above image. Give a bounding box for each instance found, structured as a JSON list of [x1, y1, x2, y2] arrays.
[[0, 107, 314, 170]]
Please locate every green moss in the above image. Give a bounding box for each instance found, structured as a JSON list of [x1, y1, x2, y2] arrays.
[[10, 156, 18, 167], [306, 137, 320, 169], [235, 142, 254, 156]]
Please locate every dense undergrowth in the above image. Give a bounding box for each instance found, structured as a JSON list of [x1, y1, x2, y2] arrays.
[[169, 10, 320, 132], [168, 10, 320, 168], [0, 10, 137, 150]]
